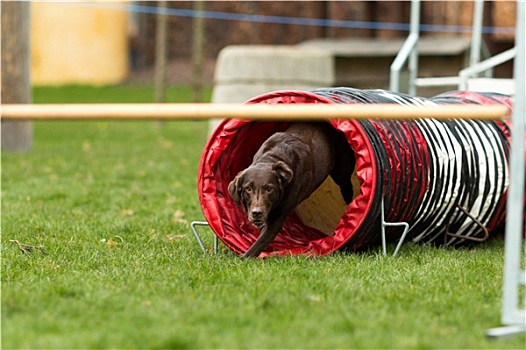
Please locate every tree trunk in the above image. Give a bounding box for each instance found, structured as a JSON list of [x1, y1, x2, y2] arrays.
[[154, 0, 168, 104], [1, 1, 32, 152]]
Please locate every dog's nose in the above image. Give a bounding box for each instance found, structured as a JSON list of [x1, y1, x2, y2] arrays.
[[251, 208, 263, 218]]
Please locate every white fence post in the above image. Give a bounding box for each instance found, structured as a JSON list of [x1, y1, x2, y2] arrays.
[[486, 0, 526, 338]]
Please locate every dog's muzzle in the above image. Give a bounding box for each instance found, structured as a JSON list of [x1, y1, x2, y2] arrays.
[[249, 208, 266, 229]]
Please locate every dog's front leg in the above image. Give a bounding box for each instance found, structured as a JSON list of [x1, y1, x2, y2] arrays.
[[331, 157, 356, 204], [242, 218, 284, 258]]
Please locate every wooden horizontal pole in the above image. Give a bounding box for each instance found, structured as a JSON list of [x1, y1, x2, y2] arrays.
[[1, 103, 510, 121]]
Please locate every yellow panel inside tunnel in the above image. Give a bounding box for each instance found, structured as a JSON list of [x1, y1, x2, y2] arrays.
[[295, 171, 360, 236]]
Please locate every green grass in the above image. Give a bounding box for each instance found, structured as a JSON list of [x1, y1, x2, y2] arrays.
[[2, 84, 524, 349], [32, 84, 212, 103]]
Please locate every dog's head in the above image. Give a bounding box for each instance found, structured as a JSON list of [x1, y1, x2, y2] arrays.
[[228, 161, 293, 229]]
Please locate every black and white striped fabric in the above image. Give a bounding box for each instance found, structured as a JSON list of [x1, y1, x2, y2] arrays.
[[311, 87, 512, 247]]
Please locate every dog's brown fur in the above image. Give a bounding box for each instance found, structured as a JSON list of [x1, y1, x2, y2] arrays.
[[228, 122, 355, 258]]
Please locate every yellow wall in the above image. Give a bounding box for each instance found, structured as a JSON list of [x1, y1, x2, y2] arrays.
[[31, 1, 128, 85]]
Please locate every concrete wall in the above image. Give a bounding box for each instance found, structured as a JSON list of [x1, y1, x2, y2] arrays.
[[31, 1, 128, 85]]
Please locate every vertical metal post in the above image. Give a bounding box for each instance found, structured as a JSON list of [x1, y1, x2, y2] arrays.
[[470, 0, 484, 68], [501, 0, 525, 328], [154, 0, 168, 104], [486, 0, 526, 338], [407, 0, 420, 96], [390, 0, 420, 94], [192, 0, 205, 103]]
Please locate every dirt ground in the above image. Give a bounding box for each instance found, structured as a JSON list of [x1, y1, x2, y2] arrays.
[[124, 58, 217, 86]]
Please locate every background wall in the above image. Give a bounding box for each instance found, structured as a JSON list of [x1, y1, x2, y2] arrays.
[[31, 1, 128, 85], [136, 1, 516, 62], [29, 1, 517, 85]]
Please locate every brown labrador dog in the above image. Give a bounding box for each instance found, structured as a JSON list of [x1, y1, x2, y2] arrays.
[[228, 122, 355, 258]]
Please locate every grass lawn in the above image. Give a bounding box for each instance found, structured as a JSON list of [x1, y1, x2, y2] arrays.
[[2, 85, 524, 349], [32, 84, 213, 104]]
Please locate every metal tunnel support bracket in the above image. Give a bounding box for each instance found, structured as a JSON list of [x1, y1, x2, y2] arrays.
[[444, 204, 490, 245], [380, 198, 410, 257], [190, 221, 218, 254]]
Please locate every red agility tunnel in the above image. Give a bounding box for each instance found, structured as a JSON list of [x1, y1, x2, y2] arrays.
[[197, 88, 516, 257]]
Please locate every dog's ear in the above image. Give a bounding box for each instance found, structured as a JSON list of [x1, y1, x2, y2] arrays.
[[273, 161, 293, 184], [228, 171, 244, 206]]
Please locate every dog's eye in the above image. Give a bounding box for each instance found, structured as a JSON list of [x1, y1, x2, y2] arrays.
[[245, 187, 252, 193], [264, 185, 274, 193]]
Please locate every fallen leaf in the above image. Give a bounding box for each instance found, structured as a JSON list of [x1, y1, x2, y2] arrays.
[[82, 141, 92, 152], [166, 195, 178, 205], [173, 210, 188, 224], [158, 139, 173, 149], [114, 162, 125, 172], [165, 234, 186, 242], [307, 294, 322, 302], [120, 209, 135, 217], [106, 239, 118, 247], [146, 228, 159, 242]]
